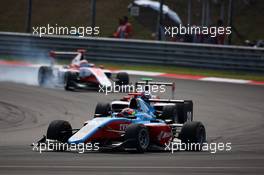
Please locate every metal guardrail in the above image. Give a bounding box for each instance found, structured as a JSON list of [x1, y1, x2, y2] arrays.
[[0, 32, 263, 72]]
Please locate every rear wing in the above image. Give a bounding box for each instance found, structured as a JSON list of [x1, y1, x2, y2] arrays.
[[49, 49, 86, 57], [135, 78, 175, 98], [49, 49, 86, 65]]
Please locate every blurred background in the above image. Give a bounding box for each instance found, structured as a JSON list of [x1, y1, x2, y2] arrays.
[[0, 0, 263, 46]]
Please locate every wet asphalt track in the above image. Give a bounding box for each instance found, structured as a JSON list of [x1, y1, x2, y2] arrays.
[[0, 75, 264, 175]]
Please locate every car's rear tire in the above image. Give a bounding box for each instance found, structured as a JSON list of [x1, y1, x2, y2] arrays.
[[160, 105, 178, 123], [124, 124, 150, 153], [179, 121, 206, 151], [94, 102, 111, 117], [116, 72, 129, 85], [38, 66, 53, 86], [46, 120, 72, 143], [159, 103, 193, 124], [64, 72, 77, 91]]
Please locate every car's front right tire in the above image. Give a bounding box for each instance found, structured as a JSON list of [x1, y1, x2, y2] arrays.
[[94, 102, 111, 117], [178, 121, 206, 151], [116, 72, 129, 85], [64, 72, 77, 91]]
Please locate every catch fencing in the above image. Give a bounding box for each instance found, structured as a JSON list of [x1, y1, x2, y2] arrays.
[[0, 32, 263, 72]]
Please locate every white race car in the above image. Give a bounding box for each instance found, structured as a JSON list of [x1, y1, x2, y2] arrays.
[[38, 49, 129, 91]]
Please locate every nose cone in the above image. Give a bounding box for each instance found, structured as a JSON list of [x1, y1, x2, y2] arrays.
[[68, 117, 114, 144]]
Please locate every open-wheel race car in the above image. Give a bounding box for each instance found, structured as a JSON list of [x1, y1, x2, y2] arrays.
[[38, 49, 129, 91], [36, 80, 206, 153]]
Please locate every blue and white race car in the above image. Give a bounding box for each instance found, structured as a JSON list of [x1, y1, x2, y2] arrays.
[[36, 92, 206, 153]]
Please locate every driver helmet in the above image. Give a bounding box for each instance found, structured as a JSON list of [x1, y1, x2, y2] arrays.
[[141, 92, 151, 101], [118, 108, 136, 118], [79, 60, 89, 67]]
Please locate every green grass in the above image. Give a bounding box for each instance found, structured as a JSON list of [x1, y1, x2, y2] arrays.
[[100, 62, 264, 81]]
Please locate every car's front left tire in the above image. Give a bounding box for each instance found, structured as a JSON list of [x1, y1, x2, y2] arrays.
[[38, 66, 53, 86], [124, 124, 150, 153], [46, 120, 72, 143]]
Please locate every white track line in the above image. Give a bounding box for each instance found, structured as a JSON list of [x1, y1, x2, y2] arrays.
[[200, 77, 250, 84], [113, 70, 164, 76]]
